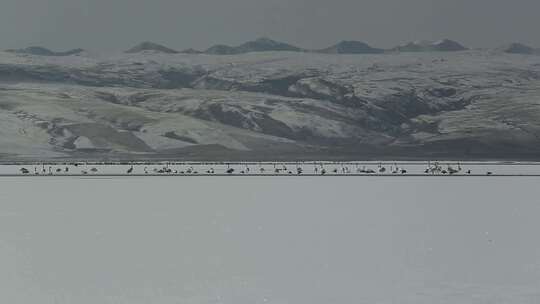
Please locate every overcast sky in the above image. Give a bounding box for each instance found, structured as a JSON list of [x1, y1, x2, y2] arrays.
[[1, 0, 539, 52]]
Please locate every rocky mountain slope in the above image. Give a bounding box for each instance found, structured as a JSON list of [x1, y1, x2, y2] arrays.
[[1, 48, 540, 161]]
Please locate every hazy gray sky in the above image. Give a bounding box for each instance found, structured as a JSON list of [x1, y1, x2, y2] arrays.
[[1, 0, 539, 51]]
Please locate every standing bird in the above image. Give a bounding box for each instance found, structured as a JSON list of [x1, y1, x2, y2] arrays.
[[447, 165, 459, 175], [127, 166, 134, 174]]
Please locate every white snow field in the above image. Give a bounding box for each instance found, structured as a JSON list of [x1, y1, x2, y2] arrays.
[[1, 176, 540, 303]]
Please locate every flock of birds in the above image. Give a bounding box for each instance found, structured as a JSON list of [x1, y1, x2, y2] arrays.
[[14, 161, 494, 176]]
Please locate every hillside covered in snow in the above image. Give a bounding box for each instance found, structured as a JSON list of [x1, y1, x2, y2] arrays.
[[1, 47, 540, 161]]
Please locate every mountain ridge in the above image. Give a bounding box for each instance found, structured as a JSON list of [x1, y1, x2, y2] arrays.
[[9, 38, 539, 56], [317, 40, 384, 54], [125, 42, 179, 54], [497, 42, 538, 54], [5, 46, 86, 56], [392, 39, 468, 52], [205, 37, 304, 55]]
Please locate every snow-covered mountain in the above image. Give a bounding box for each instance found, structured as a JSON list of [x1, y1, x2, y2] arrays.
[[317, 41, 384, 54], [125, 42, 179, 54], [392, 39, 468, 52], [205, 38, 303, 54], [1, 48, 540, 160]]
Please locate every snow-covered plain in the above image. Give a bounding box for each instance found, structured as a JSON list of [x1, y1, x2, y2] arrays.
[[1, 176, 540, 303]]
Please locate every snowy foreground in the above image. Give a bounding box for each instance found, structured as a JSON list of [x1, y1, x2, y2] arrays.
[[2, 161, 540, 176], [1, 176, 539, 303]]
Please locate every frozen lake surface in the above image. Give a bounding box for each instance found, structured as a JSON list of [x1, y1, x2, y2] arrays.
[[1, 176, 540, 303]]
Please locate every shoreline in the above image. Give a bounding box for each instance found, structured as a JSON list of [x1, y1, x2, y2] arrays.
[[2, 161, 540, 177]]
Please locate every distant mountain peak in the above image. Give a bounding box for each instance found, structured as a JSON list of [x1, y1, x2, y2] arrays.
[[253, 37, 277, 44], [318, 40, 384, 54], [393, 39, 467, 52], [5, 46, 86, 56], [498, 42, 536, 54], [432, 39, 468, 51], [236, 37, 303, 53], [125, 42, 179, 54], [205, 37, 303, 55]]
